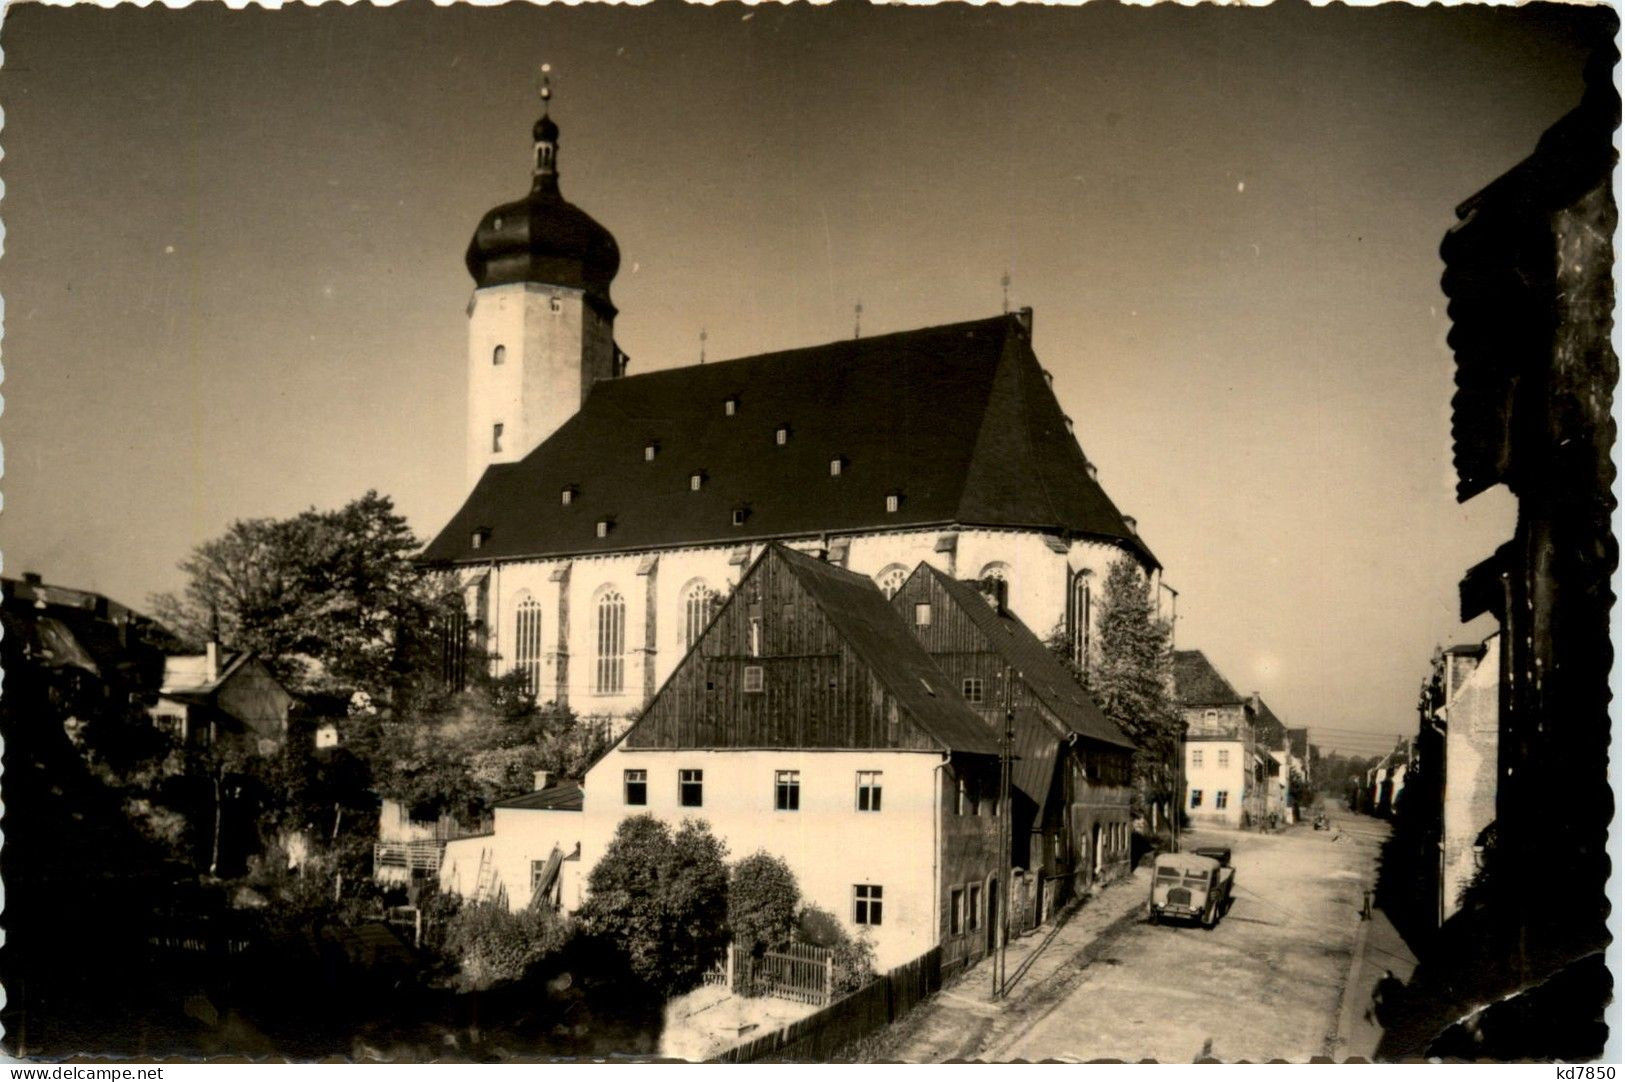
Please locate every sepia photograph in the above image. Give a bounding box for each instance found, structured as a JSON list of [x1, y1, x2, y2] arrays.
[[0, 0, 1616, 1065]]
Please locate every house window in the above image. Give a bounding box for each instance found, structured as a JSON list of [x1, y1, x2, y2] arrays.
[[1072, 575, 1091, 667], [854, 884, 883, 926], [1191, 789, 1203, 808], [1191, 749, 1203, 768], [514, 595, 543, 696], [749, 617, 763, 657], [680, 769, 704, 807], [875, 565, 908, 599], [956, 777, 968, 816], [914, 602, 932, 627], [1216, 790, 1229, 809], [531, 859, 549, 892], [1204, 709, 1218, 727], [830, 456, 845, 477], [775, 770, 800, 811], [968, 884, 982, 931], [962, 678, 984, 703], [950, 888, 965, 935], [775, 427, 790, 445], [624, 769, 647, 806], [561, 486, 576, 506], [595, 589, 625, 694], [681, 581, 716, 651], [471, 529, 486, 551], [644, 443, 659, 461], [1218, 749, 1230, 768], [744, 665, 765, 693], [733, 508, 749, 527], [690, 472, 705, 491], [884, 494, 900, 513], [856, 771, 883, 812], [724, 397, 738, 416], [493, 344, 506, 365], [492, 423, 504, 453]]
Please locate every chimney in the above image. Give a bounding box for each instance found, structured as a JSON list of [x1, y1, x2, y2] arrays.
[[1014, 306, 1033, 337], [533, 770, 551, 792], [205, 640, 220, 683]]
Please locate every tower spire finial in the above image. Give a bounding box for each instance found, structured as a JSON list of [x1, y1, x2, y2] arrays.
[[532, 63, 560, 190]]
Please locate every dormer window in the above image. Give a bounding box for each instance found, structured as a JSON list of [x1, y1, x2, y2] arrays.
[[1064, 416, 1075, 435], [830, 456, 846, 477], [493, 345, 506, 366], [471, 527, 492, 551], [561, 485, 577, 507], [596, 518, 614, 539], [690, 471, 706, 492], [644, 442, 659, 462], [775, 426, 791, 446], [885, 493, 901, 514], [724, 397, 738, 416], [732, 507, 749, 527]]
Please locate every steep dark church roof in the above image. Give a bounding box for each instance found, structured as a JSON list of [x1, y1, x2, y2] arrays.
[[1172, 649, 1245, 708], [424, 313, 1156, 567]]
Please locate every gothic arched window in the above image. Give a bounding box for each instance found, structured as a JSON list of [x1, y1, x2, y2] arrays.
[[595, 588, 626, 695], [875, 564, 909, 600], [1072, 574, 1092, 667], [513, 594, 543, 697], [680, 580, 717, 652]]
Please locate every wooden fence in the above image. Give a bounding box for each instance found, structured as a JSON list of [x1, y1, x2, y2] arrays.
[[712, 947, 943, 1063], [732, 942, 833, 1006]]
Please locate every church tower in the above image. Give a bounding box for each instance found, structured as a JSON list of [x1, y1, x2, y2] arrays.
[[463, 69, 624, 490]]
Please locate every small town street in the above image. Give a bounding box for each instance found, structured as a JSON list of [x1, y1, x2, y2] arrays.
[[865, 810, 1399, 1063]]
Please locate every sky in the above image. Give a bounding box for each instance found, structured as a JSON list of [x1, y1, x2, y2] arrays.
[[0, 1, 1610, 754]]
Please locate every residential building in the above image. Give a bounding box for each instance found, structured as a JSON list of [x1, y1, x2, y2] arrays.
[[1172, 650, 1255, 828], [1248, 693, 1288, 824], [150, 642, 295, 756], [890, 563, 1135, 930], [441, 544, 1005, 973], [421, 96, 1170, 733]]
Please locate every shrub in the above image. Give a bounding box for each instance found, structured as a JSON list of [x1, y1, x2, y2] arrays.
[[796, 904, 877, 996], [442, 900, 573, 991], [729, 852, 800, 956]]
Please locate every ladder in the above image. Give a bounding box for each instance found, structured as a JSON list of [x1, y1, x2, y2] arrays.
[[472, 847, 499, 904]]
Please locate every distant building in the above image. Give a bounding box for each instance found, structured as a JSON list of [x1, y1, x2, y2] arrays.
[[151, 642, 296, 757], [1172, 650, 1255, 828]]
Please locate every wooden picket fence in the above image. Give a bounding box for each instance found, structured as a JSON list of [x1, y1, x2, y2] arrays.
[[712, 947, 943, 1063], [732, 942, 833, 1006]]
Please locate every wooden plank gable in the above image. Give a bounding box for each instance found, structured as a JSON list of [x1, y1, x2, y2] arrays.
[[623, 547, 942, 751]]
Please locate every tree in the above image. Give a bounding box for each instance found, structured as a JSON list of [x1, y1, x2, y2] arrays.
[[578, 815, 730, 995], [728, 852, 800, 957], [150, 491, 456, 703], [1086, 556, 1180, 810]]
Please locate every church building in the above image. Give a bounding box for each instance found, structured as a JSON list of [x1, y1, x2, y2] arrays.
[[423, 84, 1170, 731]]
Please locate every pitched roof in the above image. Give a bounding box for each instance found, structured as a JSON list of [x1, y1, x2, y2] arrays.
[[1251, 696, 1287, 747], [422, 314, 1155, 567], [774, 546, 999, 756], [496, 782, 584, 811], [913, 565, 1134, 751], [1172, 650, 1245, 707]]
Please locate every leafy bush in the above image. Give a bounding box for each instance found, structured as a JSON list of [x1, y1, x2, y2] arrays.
[[729, 852, 800, 956], [579, 815, 729, 996], [442, 900, 573, 991], [796, 904, 877, 996]]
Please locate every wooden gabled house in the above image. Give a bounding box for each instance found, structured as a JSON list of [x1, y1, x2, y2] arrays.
[[891, 564, 1136, 929]]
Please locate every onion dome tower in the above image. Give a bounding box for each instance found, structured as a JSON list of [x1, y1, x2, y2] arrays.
[[463, 66, 625, 491]]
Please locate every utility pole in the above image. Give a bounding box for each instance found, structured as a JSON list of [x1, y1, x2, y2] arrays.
[[995, 667, 1014, 999]]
